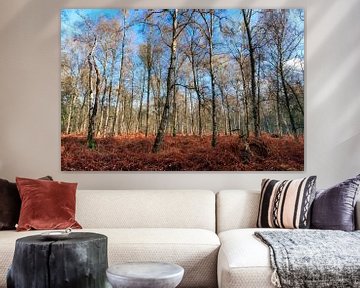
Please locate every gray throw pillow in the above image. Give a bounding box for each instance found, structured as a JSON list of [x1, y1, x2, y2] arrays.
[[311, 174, 360, 231]]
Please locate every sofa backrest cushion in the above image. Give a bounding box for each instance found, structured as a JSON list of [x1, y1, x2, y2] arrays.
[[76, 190, 216, 231], [217, 190, 360, 233], [216, 190, 260, 233]]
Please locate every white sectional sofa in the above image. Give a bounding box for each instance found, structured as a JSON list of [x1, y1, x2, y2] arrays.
[[1, 189, 359, 288], [0, 190, 219, 288], [216, 190, 360, 288]]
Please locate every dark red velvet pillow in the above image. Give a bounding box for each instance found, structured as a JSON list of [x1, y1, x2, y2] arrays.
[[16, 177, 82, 231], [0, 176, 53, 230]]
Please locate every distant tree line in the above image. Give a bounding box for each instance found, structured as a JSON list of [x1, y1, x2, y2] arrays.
[[61, 9, 304, 151]]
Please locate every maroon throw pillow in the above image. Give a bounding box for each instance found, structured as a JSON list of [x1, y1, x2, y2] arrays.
[[0, 176, 53, 230], [16, 177, 82, 231]]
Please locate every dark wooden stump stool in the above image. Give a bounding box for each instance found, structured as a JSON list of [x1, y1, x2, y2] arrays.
[[7, 232, 108, 288]]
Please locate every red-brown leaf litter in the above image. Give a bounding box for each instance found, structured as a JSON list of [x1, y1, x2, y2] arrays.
[[61, 134, 304, 171]]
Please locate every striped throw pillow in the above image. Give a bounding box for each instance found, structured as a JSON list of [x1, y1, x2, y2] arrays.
[[257, 176, 317, 229]]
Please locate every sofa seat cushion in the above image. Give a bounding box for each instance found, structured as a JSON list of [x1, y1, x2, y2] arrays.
[[102, 228, 220, 288], [0, 228, 219, 288], [218, 228, 281, 288]]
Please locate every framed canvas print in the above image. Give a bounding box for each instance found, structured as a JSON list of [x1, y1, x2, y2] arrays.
[[61, 9, 304, 171]]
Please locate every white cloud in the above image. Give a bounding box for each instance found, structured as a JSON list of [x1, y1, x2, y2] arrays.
[[285, 58, 304, 71]]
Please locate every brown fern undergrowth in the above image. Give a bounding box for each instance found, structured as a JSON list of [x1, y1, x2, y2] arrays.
[[61, 133, 304, 171]]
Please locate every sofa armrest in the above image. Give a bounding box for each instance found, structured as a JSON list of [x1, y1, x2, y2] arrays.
[[356, 201, 360, 230]]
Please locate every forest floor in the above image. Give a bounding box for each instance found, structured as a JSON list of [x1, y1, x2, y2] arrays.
[[61, 133, 304, 171]]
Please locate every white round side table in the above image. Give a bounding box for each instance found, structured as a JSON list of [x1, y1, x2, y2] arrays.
[[106, 262, 184, 288]]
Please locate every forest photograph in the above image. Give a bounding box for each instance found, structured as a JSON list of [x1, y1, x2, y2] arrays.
[[61, 9, 304, 171]]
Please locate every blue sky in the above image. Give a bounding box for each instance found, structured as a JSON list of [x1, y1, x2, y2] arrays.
[[61, 8, 304, 71], [61, 9, 122, 40], [61, 9, 151, 47], [61, 9, 304, 46]]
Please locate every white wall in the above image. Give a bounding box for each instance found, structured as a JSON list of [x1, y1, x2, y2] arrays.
[[0, 0, 359, 191]]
